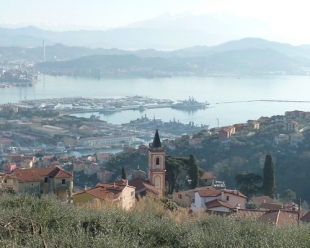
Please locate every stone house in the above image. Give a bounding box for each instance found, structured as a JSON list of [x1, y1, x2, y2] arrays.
[[1, 166, 73, 202], [274, 134, 289, 146], [191, 187, 247, 212], [73, 179, 135, 210], [285, 121, 298, 132], [290, 132, 304, 147]]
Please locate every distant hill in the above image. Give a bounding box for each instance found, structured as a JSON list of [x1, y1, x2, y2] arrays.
[[36, 47, 307, 76], [0, 13, 274, 50]]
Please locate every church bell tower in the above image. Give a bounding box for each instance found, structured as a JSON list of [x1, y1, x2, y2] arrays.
[[148, 129, 166, 197]]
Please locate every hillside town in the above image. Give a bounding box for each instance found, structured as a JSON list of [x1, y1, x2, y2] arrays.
[[1, 100, 310, 226]]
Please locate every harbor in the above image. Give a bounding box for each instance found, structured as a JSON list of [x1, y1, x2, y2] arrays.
[[18, 96, 210, 114]]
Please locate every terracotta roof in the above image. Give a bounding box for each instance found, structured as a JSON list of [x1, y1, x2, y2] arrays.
[[197, 187, 221, 197], [196, 188, 247, 199], [224, 189, 247, 199], [48, 166, 73, 178], [128, 178, 159, 195], [260, 202, 283, 210], [11, 166, 72, 182], [259, 211, 298, 227], [230, 209, 298, 227], [96, 180, 134, 191], [301, 211, 310, 222], [205, 199, 233, 209], [75, 186, 120, 200], [201, 172, 214, 180], [230, 209, 267, 220], [251, 196, 274, 205]]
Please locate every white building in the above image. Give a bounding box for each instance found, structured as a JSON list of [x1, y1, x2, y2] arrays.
[[191, 187, 247, 212], [79, 134, 135, 147]]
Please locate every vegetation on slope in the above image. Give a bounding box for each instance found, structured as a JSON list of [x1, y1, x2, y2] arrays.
[[0, 194, 309, 247]]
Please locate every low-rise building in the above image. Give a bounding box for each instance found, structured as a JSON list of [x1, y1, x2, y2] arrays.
[[201, 172, 215, 186], [247, 120, 260, 130], [73, 179, 135, 210], [270, 115, 286, 123], [20, 159, 33, 169], [274, 134, 289, 146], [191, 187, 247, 212], [0, 166, 73, 201], [79, 134, 135, 147], [290, 132, 304, 147], [128, 178, 159, 198], [285, 121, 298, 132], [219, 126, 235, 138]]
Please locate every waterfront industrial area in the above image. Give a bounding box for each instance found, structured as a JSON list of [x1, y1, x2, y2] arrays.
[[19, 95, 209, 113]]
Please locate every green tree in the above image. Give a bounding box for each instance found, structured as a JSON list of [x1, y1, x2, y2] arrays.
[[262, 155, 276, 199], [235, 172, 262, 197], [188, 154, 199, 189], [281, 189, 296, 203], [121, 167, 127, 180], [165, 156, 187, 194]]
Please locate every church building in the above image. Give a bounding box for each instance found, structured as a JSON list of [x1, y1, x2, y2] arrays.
[[148, 129, 166, 197], [128, 129, 166, 197]]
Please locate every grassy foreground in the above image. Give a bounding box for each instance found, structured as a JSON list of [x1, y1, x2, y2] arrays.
[[0, 194, 309, 247]]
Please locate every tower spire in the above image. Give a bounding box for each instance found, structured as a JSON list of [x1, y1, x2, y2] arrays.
[[152, 129, 161, 148]]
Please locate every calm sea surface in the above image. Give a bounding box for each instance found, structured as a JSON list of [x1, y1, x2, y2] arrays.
[[1, 75, 310, 128]]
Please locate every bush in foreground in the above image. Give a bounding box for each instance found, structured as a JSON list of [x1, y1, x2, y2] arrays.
[[0, 194, 309, 247]]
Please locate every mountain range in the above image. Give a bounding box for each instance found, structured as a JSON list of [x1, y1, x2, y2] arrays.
[[0, 13, 277, 50], [31, 38, 310, 76]]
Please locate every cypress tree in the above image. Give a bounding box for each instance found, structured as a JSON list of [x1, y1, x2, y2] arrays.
[[121, 167, 127, 180], [188, 154, 199, 189], [262, 155, 276, 198]]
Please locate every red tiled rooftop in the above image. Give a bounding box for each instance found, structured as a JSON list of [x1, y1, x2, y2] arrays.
[[128, 178, 159, 195], [205, 199, 233, 209], [251, 196, 274, 205], [11, 166, 72, 182]]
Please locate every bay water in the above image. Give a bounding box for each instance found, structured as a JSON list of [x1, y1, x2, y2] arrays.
[[1, 75, 310, 128]]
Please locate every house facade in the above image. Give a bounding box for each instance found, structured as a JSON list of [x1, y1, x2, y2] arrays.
[[0, 166, 73, 202], [73, 179, 135, 210], [191, 187, 247, 212]]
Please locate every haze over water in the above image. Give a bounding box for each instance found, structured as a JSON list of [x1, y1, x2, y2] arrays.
[[1, 74, 310, 128]]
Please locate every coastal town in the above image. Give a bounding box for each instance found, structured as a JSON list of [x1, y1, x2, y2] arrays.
[[1, 94, 310, 226]]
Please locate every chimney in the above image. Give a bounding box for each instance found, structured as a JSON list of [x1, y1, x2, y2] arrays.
[[126, 180, 128, 186], [84, 185, 87, 191], [113, 182, 115, 188], [221, 191, 224, 201]]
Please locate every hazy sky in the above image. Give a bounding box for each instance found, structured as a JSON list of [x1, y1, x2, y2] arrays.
[[1, 0, 309, 44]]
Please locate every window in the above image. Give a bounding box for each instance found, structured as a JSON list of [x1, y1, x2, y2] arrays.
[[226, 196, 229, 201], [62, 179, 65, 184], [31, 183, 34, 187], [156, 157, 160, 165], [44, 177, 48, 183], [178, 194, 182, 199], [131, 191, 135, 197]]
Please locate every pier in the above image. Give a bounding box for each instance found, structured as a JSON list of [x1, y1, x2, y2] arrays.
[[213, 100, 310, 104]]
